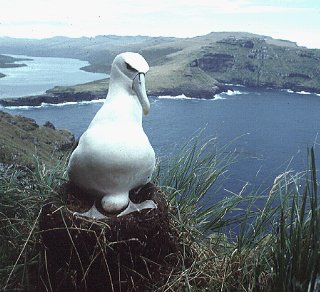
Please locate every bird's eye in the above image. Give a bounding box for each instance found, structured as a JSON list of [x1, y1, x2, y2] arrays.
[[126, 63, 136, 72]]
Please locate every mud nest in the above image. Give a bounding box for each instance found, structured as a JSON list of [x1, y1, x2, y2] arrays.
[[39, 182, 179, 292]]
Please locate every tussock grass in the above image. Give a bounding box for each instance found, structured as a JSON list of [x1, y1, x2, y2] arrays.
[[0, 136, 319, 291], [153, 137, 320, 291], [0, 158, 68, 290]]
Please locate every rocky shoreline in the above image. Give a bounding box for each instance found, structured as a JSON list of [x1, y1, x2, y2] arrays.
[[0, 91, 107, 107], [1, 82, 319, 107], [1, 32, 320, 107], [0, 85, 230, 107]]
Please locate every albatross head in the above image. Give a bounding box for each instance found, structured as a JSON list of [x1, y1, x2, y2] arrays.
[[110, 52, 150, 115]]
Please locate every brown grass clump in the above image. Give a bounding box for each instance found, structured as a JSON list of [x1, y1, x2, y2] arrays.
[[39, 182, 180, 291]]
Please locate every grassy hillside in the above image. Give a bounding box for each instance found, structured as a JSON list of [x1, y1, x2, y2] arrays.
[[1, 134, 320, 291], [0, 35, 175, 73], [133, 32, 320, 94], [50, 32, 320, 98], [0, 111, 74, 167], [0, 32, 319, 102]]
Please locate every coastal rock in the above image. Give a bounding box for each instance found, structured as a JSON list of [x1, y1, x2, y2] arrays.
[[56, 134, 75, 152], [282, 83, 320, 94], [244, 62, 258, 72], [217, 37, 255, 48], [0, 111, 74, 167], [43, 121, 56, 130], [15, 116, 39, 131], [191, 53, 235, 72], [0, 112, 39, 131], [148, 87, 223, 99], [288, 73, 311, 80], [297, 51, 319, 61], [0, 83, 227, 107], [0, 91, 106, 107], [247, 47, 275, 60]]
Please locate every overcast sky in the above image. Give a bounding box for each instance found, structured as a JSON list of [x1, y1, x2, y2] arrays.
[[0, 0, 319, 48]]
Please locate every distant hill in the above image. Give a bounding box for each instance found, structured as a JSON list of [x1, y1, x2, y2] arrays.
[[0, 35, 176, 73], [0, 54, 31, 77], [141, 32, 320, 95], [0, 32, 319, 103]]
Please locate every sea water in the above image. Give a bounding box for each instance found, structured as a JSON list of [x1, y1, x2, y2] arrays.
[[1, 55, 320, 202], [3, 88, 320, 201]]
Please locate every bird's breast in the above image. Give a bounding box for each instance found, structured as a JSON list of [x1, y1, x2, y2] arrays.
[[74, 123, 155, 171]]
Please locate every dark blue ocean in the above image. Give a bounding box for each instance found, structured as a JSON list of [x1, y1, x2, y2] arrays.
[[3, 89, 320, 198], [1, 55, 320, 202]]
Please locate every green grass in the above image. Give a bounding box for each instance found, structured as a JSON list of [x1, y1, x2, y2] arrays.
[[0, 137, 320, 291], [0, 158, 68, 290], [0, 111, 74, 167]]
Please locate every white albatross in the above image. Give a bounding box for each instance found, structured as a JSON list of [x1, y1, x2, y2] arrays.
[[67, 52, 156, 218]]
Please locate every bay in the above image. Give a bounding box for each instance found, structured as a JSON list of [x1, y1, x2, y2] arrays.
[[1, 54, 319, 202], [3, 88, 320, 201], [0, 54, 106, 98]]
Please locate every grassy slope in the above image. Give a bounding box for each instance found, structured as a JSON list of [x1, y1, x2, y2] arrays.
[[44, 32, 320, 97], [1, 135, 319, 291], [142, 38, 222, 94], [0, 111, 74, 166], [143, 32, 320, 93]]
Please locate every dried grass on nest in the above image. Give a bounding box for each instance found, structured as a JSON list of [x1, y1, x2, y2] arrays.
[[39, 182, 181, 291]]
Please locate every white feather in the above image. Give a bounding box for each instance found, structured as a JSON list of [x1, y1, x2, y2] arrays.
[[67, 52, 155, 215]]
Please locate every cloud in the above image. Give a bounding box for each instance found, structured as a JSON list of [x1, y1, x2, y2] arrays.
[[0, 0, 319, 48], [1, 0, 316, 23]]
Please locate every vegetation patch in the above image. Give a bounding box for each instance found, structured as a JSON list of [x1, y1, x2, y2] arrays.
[[1, 132, 319, 291], [0, 111, 74, 167], [1, 32, 319, 105]]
